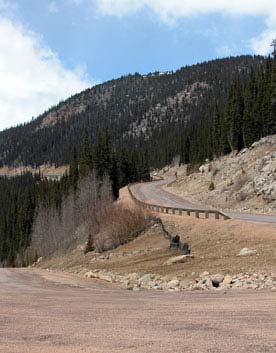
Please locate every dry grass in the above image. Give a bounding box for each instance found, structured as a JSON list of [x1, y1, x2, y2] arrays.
[[91, 203, 153, 253], [40, 184, 276, 281], [84, 187, 153, 253], [40, 213, 276, 281]]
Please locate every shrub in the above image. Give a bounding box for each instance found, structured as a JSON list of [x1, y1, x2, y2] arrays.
[[208, 182, 215, 191], [86, 202, 153, 253], [186, 163, 200, 176], [236, 191, 247, 202]]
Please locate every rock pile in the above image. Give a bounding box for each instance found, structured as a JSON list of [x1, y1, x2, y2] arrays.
[[81, 268, 276, 292], [190, 272, 276, 291], [82, 269, 188, 291]]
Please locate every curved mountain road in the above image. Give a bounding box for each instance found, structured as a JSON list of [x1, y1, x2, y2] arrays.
[[2, 268, 276, 353], [131, 176, 209, 210], [131, 176, 276, 225]]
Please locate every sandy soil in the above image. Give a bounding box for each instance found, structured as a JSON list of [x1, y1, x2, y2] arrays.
[[1, 268, 276, 353]]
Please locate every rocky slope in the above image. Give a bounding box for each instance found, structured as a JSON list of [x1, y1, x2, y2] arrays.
[[166, 135, 276, 214]]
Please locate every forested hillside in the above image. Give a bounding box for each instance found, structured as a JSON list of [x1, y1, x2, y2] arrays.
[[3, 53, 276, 267], [0, 55, 264, 169], [0, 131, 150, 266], [180, 55, 276, 164]]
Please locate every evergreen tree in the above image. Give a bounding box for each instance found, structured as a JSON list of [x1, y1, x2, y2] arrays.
[[94, 130, 112, 179], [140, 150, 151, 181], [110, 152, 121, 199], [243, 70, 258, 147], [223, 77, 244, 152], [79, 129, 93, 177], [211, 105, 221, 156], [69, 147, 79, 191]]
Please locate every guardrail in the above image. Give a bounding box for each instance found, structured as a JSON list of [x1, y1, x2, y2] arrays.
[[128, 181, 231, 221]]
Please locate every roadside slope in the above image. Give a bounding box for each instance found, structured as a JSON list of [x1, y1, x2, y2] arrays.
[[160, 135, 276, 223], [39, 187, 276, 287]]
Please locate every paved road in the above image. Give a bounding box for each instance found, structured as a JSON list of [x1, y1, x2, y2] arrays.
[[131, 177, 276, 225], [2, 268, 276, 353], [131, 176, 209, 210], [227, 211, 276, 225]]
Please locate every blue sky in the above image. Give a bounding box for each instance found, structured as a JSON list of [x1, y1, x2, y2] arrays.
[[16, 1, 265, 80], [0, 0, 275, 131]]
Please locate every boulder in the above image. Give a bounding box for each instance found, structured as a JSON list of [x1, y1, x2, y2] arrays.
[[139, 274, 154, 284], [211, 274, 224, 287], [199, 164, 209, 174], [126, 273, 140, 282], [97, 272, 114, 282], [36, 257, 43, 264], [84, 271, 98, 279], [166, 279, 180, 289], [164, 254, 194, 266], [222, 275, 232, 286], [84, 271, 114, 282], [200, 271, 210, 278], [147, 281, 160, 289], [191, 285, 204, 291], [237, 248, 257, 257]]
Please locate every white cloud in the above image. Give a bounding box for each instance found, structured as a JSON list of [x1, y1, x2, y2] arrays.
[[95, 0, 276, 54], [249, 10, 276, 54], [48, 1, 58, 14], [0, 17, 92, 131], [96, 0, 144, 17]]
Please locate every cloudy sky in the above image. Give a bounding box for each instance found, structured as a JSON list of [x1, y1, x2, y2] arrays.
[[0, 0, 276, 131]]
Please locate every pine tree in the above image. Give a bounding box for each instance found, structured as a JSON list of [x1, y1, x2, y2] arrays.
[[94, 130, 112, 179], [243, 70, 258, 147], [181, 135, 190, 164], [140, 150, 150, 181], [211, 105, 221, 157], [69, 147, 79, 191], [79, 129, 93, 177], [110, 152, 121, 199], [223, 77, 244, 152], [269, 56, 276, 134]]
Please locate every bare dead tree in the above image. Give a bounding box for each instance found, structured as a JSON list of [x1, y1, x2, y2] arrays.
[[25, 172, 112, 264]]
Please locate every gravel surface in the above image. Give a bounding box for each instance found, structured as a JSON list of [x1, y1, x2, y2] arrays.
[[1, 268, 276, 353]]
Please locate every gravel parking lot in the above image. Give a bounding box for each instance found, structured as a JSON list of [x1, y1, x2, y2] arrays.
[[1, 268, 276, 353]]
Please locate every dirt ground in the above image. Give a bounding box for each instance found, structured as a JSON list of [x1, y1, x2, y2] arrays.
[[3, 186, 276, 353], [2, 268, 276, 353], [40, 187, 276, 281]]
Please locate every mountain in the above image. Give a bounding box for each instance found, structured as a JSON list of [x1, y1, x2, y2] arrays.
[[0, 55, 264, 169]]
